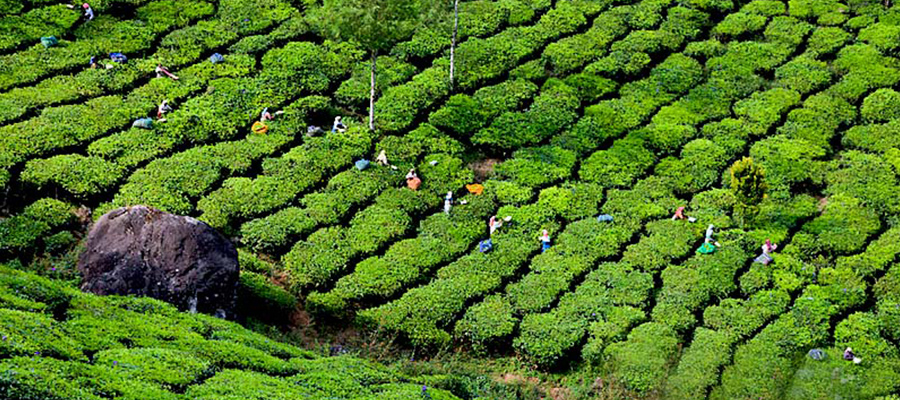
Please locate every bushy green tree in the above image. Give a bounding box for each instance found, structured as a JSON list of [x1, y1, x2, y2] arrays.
[[314, 0, 441, 130], [729, 157, 767, 226]]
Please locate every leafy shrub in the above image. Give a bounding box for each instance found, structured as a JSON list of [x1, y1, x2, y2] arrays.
[[580, 137, 656, 188], [22, 154, 125, 197], [788, 194, 881, 260], [494, 146, 576, 188], [472, 79, 580, 149], [750, 135, 826, 193], [308, 192, 493, 314], [604, 322, 679, 392], [93, 348, 212, 388], [621, 220, 701, 272], [806, 26, 851, 57], [515, 263, 651, 367], [454, 295, 517, 353], [484, 180, 533, 205], [861, 88, 900, 123], [825, 151, 900, 215], [859, 22, 900, 52], [335, 56, 417, 107], [0, 309, 84, 360], [428, 79, 538, 137], [237, 271, 296, 320], [775, 56, 833, 94], [198, 128, 375, 229], [0, 199, 73, 253]]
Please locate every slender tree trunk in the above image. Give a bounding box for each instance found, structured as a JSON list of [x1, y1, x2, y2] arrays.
[[450, 0, 459, 90], [369, 50, 377, 131]]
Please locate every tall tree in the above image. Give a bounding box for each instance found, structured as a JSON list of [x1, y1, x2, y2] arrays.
[[449, 0, 459, 89], [729, 157, 768, 226], [315, 0, 438, 131]]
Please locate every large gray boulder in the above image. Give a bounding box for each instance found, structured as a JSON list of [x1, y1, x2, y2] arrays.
[[78, 206, 239, 318]]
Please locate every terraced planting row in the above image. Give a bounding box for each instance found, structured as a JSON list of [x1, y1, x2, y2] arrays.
[[3, 0, 900, 399]]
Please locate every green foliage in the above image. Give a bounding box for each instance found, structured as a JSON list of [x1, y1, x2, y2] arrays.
[[429, 79, 538, 137], [775, 56, 833, 94], [861, 88, 900, 123], [494, 146, 576, 188], [237, 271, 296, 320], [472, 79, 580, 149], [22, 154, 125, 197], [454, 295, 517, 353], [750, 135, 826, 194], [826, 151, 900, 215], [336, 56, 417, 107], [604, 322, 679, 392], [790, 194, 881, 261], [807, 26, 851, 57], [729, 157, 767, 224], [0, 199, 73, 253], [314, 0, 437, 55]]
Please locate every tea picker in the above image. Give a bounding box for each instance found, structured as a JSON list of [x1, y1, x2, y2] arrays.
[[260, 108, 283, 122], [406, 169, 421, 191], [69, 3, 94, 20], [109, 53, 127, 63], [444, 192, 453, 215], [705, 224, 718, 245], [332, 116, 347, 133], [540, 230, 551, 253], [375, 150, 389, 166], [489, 215, 512, 236], [155, 65, 179, 80], [844, 347, 862, 364], [753, 239, 778, 265], [697, 224, 719, 255], [156, 99, 172, 121], [671, 206, 697, 222]]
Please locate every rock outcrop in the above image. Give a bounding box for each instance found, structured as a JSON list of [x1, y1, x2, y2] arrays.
[[78, 206, 239, 318]]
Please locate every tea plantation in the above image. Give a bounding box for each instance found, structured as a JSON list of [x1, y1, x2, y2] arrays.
[[3, 0, 900, 398]]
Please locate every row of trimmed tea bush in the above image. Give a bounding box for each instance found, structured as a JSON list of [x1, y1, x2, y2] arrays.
[[0, 1, 307, 125], [329, 2, 708, 333], [0, 0, 217, 91], [454, 2, 788, 354], [392, 0, 550, 60], [0, 265, 464, 399], [0, 198, 73, 254], [376, 0, 613, 133], [2, 53, 256, 172], [241, 125, 466, 253], [283, 154, 473, 291], [509, 5, 824, 372], [382, 0, 730, 349]]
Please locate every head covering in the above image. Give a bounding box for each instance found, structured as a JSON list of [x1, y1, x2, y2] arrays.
[[83, 3, 90, 8], [765, 239, 772, 247]]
